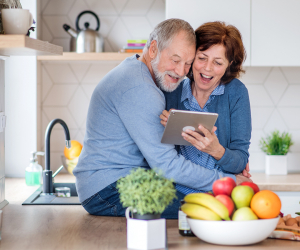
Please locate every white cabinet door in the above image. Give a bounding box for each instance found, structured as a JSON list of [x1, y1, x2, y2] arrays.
[[252, 0, 300, 66], [166, 0, 251, 66]]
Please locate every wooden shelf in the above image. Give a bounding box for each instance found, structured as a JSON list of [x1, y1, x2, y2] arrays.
[[37, 52, 136, 61], [0, 35, 63, 56]]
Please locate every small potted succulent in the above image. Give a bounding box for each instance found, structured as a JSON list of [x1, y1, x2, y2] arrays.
[[260, 130, 293, 175], [117, 168, 176, 249]]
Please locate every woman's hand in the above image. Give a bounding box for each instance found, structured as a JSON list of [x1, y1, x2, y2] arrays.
[[242, 162, 251, 178], [159, 109, 175, 127], [182, 125, 225, 160], [235, 173, 252, 185]]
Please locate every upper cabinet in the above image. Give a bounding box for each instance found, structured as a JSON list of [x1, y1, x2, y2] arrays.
[[251, 0, 300, 66], [167, 0, 300, 66], [166, 0, 251, 66]]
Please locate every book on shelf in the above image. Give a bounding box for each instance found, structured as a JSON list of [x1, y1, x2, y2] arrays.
[[127, 39, 147, 44]]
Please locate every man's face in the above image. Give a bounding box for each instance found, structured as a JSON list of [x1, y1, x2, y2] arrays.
[[151, 31, 196, 92]]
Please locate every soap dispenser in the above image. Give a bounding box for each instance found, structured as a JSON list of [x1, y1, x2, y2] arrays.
[[25, 151, 45, 186]]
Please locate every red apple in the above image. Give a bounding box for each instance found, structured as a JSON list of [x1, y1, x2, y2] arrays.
[[212, 177, 236, 196], [215, 194, 235, 217], [240, 182, 260, 194]]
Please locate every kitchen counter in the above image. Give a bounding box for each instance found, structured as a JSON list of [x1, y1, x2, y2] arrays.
[[1, 173, 300, 249]]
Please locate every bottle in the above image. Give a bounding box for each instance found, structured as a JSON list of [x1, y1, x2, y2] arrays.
[[25, 151, 44, 186], [178, 200, 195, 237]]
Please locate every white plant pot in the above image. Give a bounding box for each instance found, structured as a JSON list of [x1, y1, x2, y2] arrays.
[[126, 207, 166, 250], [265, 155, 287, 175]]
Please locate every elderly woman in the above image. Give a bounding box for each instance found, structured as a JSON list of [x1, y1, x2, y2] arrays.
[[160, 21, 251, 194]]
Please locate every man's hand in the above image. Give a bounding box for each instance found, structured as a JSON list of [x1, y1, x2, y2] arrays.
[[235, 173, 252, 185], [242, 162, 251, 178], [159, 109, 175, 127]]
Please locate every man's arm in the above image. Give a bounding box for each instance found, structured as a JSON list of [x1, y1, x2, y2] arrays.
[[117, 84, 236, 191]]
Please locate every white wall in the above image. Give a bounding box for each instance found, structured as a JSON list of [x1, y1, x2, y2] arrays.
[[5, 0, 38, 177]]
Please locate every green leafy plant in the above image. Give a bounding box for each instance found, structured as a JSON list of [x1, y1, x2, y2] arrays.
[[117, 168, 177, 215], [259, 130, 293, 155]]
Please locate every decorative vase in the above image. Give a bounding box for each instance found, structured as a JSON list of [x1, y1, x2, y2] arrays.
[[126, 207, 166, 250], [265, 155, 287, 175]]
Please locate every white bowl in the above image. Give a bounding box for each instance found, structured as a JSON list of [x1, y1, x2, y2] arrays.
[[187, 217, 279, 245]]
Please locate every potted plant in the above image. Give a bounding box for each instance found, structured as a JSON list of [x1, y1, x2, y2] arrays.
[[117, 167, 177, 250], [260, 130, 293, 175]]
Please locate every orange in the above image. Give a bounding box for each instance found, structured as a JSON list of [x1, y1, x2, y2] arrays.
[[250, 190, 281, 219], [64, 140, 83, 160]]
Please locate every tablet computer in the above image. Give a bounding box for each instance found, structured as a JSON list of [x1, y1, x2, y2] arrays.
[[161, 110, 218, 146]]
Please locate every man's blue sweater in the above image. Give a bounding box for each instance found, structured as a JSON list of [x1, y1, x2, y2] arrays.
[[73, 55, 235, 203]]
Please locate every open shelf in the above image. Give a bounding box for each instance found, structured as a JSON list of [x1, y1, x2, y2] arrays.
[[0, 35, 63, 56], [37, 52, 136, 61]]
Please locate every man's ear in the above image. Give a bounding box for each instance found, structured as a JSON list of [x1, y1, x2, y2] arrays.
[[149, 40, 158, 59]]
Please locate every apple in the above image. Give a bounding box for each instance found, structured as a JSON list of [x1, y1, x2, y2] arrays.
[[231, 185, 254, 209], [215, 194, 235, 217], [240, 182, 260, 194], [212, 177, 236, 196], [232, 207, 258, 221]]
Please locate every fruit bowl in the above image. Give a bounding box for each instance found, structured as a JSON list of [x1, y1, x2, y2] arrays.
[[187, 217, 280, 245]]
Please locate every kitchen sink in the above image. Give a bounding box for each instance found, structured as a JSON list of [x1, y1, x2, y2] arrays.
[[22, 183, 81, 205]]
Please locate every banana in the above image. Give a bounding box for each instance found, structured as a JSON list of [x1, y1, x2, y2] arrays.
[[184, 193, 230, 221], [181, 203, 221, 221]]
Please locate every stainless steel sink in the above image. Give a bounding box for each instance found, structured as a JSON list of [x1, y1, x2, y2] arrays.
[[22, 183, 81, 205]]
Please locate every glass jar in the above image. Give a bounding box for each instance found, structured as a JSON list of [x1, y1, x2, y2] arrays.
[[178, 200, 195, 237]]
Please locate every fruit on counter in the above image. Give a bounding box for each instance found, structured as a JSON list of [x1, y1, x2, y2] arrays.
[[250, 190, 281, 219], [240, 182, 260, 194], [64, 140, 83, 160], [215, 194, 235, 217], [232, 207, 258, 221], [231, 185, 254, 209], [184, 193, 230, 221], [181, 203, 221, 221], [66, 157, 78, 175], [212, 177, 236, 196]]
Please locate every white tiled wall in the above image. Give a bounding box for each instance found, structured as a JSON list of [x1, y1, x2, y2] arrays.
[[39, 0, 300, 174]]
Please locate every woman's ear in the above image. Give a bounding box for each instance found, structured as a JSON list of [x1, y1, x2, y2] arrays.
[[149, 40, 158, 59]]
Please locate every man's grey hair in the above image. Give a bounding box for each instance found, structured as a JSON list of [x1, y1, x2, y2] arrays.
[[143, 18, 195, 54]]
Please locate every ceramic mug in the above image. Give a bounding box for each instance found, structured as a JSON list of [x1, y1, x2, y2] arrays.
[[1, 9, 33, 35]]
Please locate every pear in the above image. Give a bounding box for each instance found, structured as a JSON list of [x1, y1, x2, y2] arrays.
[[232, 207, 258, 221]]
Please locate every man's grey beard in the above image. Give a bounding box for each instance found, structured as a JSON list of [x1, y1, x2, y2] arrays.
[[151, 53, 185, 92]]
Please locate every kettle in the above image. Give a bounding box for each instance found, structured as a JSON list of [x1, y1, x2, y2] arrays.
[[63, 10, 104, 53]]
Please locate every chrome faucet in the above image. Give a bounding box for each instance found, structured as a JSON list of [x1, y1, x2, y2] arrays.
[[43, 119, 71, 194]]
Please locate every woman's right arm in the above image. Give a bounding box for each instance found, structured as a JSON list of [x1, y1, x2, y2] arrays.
[[159, 109, 173, 127]]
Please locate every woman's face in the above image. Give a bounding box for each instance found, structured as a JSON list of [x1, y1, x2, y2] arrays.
[[193, 44, 229, 92]]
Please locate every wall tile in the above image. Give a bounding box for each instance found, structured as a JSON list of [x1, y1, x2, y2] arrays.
[[42, 0, 75, 15], [278, 107, 300, 130], [251, 107, 273, 129], [107, 18, 131, 51], [263, 109, 288, 134], [42, 111, 50, 144], [264, 67, 288, 104], [104, 38, 114, 52], [249, 129, 265, 152], [74, 129, 85, 144], [44, 64, 78, 84], [48, 128, 79, 152], [122, 0, 154, 15], [42, 21, 53, 42], [68, 0, 90, 26], [111, 0, 128, 14], [42, 68, 53, 100], [246, 85, 274, 106], [43, 107, 78, 129], [43, 85, 77, 106], [289, 130, 300, 152], [278, 85, 300, 106], [51, 38, 71, 52], [287, 153, 300, 172], [69, 63, 91, 82], [240, 67, 272, 85], [41, 0, 50, 11], [147, 0, 165, 28], [43, 16, 72, 38], [97, 16, 118, 38], [82, 62, 119, 84], [249, 152, 265, 172], [122, 16, 152, 39], [281, 67, 300, 84], [82, 84, 97, 99], [68, 87, 90, 127], [85, 0, 118, 15]]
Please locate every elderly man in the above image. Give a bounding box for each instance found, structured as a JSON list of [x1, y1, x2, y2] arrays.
[[73, 19, 248, 219]]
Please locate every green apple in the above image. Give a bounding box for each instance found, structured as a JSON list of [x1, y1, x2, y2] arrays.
[[231, 185, 254, 209], [232, 207, 258, 221]]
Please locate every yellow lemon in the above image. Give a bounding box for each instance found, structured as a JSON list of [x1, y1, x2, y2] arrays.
[[64, 140, 82, 160]]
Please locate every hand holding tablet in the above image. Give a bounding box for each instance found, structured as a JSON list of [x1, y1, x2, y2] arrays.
[[161, 110, 218, 146]]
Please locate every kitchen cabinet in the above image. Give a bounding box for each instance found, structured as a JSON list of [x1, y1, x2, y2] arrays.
[[166, 0, 251, 66], [251, 0, 300, 66]]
